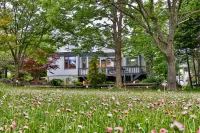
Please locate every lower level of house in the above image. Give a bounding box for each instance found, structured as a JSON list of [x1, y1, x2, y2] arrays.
[[47, 52, 147, 85]]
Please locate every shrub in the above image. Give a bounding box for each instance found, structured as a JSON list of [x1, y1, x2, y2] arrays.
[[74, 81, 83, 86], [105, 81, 115, 84], [87, 55, 107, 87], [183, 85, 200, 91], [141, 76, 163, 84], [50, 79, 63, 86]]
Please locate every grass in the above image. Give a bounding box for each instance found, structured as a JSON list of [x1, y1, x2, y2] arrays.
[[0, 86, 200, 132]]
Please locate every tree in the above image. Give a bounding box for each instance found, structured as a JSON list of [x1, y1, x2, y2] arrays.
[[0, 52, 13, 78], [175, 0, 200, 86], [42, 0, 128, 88], [111, 0, 200, 90], [87, 55, 106, 87], [0, 0, 52, 81], [23, 50, 59, 80]]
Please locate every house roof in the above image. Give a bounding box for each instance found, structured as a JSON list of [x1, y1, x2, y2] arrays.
[[56, 52, 115, 57]]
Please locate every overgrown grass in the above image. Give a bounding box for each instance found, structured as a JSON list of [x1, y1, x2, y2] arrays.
[[0, 86, 200, 132]]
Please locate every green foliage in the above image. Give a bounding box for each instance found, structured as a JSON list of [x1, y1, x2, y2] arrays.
[[24, 73, 34, 82], [50, 79, 63, 86], [141, 76, 163, 84], [183, 85, 200, 91], [87, 55, 106, 87], [0, 82, 6, 88], [74, 81, 83, 86], [105, 81, 115, 84], [1, 88, 200, 132]]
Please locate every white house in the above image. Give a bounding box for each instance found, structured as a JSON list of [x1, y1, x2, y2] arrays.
[[47, 46, 146, 84]]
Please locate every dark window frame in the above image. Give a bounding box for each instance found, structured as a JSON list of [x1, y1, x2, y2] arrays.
[[64, 56, 76, 69]]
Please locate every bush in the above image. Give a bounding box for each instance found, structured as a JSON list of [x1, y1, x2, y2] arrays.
[[87, 55, 107, 87], [74, 81, 83, 86], [183, 85, 200, 91], [50, 79, 63, 86], [105, 81, 115, 84], [141, 76, 163, 84]]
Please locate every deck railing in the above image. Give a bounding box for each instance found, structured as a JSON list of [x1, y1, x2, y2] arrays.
[[78, 66, 146, 76]]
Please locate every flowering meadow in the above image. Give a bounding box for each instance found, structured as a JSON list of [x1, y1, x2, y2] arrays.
[[0, 87, 200, 133]]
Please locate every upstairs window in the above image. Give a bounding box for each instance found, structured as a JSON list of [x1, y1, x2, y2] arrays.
[[64, 57, 76, 69]]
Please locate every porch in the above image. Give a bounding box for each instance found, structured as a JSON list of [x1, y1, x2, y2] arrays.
[[78, 66, 146, 82]]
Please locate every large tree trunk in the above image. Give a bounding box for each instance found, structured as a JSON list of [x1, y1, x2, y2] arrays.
[[13, 58, 21, 83], [115, 41, 122, 88], [166, 56, 176, 90], [112, 0, 123, 88], [166, 46, 176, 90]]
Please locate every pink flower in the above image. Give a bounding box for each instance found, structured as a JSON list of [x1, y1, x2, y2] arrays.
[[23, 126, 29, 130], [106, 127, 113, 132], [155, 101, 161, 105], [20, 129, 23, 133], [172, 115, 177, 119], [171, 120, 184, 131], [149, 104, 154, 108], [151, 130, 157, 133], [127, 103, 133, 108], [114, 126, 123, 132], [181, 110, 188, 115], [197, 130, 200, 133], [12, 121, 17, 127], [165, 110, 169, 114], [11, 121, 17, 130], [160, 128, 168, 133]]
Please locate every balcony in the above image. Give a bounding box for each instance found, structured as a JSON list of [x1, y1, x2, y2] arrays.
[[78, 66, 146, 77]]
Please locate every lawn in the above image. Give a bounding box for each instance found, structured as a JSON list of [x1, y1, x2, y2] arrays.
[[0, 87, 200, 133]]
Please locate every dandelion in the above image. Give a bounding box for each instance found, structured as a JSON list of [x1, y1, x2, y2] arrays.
[[78, 125, 83, 129], [107, 113, 112, 117], [111, 96, 115, 100]]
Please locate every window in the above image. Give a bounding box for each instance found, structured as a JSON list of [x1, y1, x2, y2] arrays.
[[106, 58, 115, 67], [127, 57, 138, 66], [82, 57, 87, 68], [65, 57, 76, 69]]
